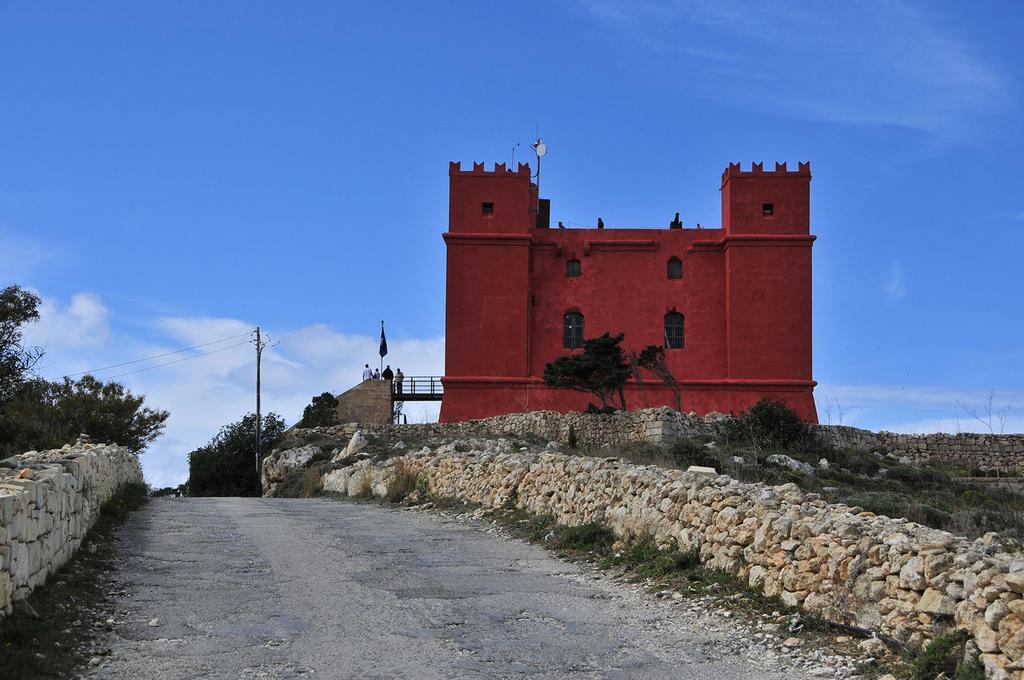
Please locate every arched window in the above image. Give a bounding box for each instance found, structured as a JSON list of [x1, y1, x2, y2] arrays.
[[563, 312, 584, 349], [566, 259, 581, 277], [667, 257, 682, 279], [664, 312, 684, 349]]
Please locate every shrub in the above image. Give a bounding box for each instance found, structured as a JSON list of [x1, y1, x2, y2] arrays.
[[911, 630, 969, 679], [551, 522, 616, 553], [567, 424, 578, 449], [722, 398, 816, 451]]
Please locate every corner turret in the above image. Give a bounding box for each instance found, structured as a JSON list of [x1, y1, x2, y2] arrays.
[[721, 161, 810, 235]]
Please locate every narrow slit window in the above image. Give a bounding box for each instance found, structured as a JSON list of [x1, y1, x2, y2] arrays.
[[762, 203, 774, 216], [563, 312, 584, 349], [566, 259, 581, 277], [667, 257, 682, 279], [482, 202, 494, 216], [664, 312, 684, 349]]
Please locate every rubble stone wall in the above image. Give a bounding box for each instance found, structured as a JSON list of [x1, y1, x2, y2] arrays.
[[0, 441, 143, 618], [324, 444, 1024, 677], [820, 426, 1024, 472], [312, 406, 1024, 470]]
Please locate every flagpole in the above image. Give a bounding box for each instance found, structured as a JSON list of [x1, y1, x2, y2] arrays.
[[380, 320, 384, 374]]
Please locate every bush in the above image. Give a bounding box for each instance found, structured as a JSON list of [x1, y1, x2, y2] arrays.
[[602, 534, 701, 579], [722, 398, 817, 451], [550, 522, 616, 553], [911, 630, 970, 679]]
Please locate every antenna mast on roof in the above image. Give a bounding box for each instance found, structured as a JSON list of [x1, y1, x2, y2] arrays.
[[532, 136, 547, 195]]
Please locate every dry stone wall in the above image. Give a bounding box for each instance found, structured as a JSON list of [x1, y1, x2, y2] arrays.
[[0, 439, 143, 618], [309, 407, 720, 447], [821, 427, 1024, 472], [307, 406, 1024, 471], [323, 442, 1024, 678]]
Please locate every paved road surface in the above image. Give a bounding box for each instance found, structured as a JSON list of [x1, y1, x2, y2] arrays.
[[88, 498, 811, 679]]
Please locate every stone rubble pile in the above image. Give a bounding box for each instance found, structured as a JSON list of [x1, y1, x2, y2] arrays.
[[324, 437, 1024, 678], [0, 438, 143, 618]]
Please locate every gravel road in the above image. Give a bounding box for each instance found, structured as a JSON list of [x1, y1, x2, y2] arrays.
[[87, 497, 820, 680]]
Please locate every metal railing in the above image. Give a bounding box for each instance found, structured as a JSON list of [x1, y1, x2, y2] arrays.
[[392, 375, 443, 399]]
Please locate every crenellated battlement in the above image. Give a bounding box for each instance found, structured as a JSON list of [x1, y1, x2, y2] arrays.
[[721, 161, 810, 185], [449, 161, 531, 177]]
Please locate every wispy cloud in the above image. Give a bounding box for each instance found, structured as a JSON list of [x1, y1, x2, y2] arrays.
[[579, 0, 1013, 137], [0, 231, 62, 280], [817, 384, 1022, 434], [883, 261, 907, 302]]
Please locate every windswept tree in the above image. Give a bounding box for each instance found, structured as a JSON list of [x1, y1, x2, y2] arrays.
[[0, 285, 43, 405], [543, 332, 631, 412], [637, 344, 682, 411]]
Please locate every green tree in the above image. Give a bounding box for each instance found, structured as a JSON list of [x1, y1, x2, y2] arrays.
[[298, 392, 339, 428], [187, 412, 287, 497], [0, 285, 43, 405], [0, 376, 169, 457], [543, 332, 631, 412], [637, 344, 682, 411]]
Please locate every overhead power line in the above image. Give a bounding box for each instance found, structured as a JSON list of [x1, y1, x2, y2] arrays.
[[98, 340, 253, 380], [60, 331, 254, 379]]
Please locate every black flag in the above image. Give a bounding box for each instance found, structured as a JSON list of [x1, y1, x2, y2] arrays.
[[379, 321, 388, 358]]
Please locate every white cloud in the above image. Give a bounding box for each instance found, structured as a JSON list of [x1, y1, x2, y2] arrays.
[[24, 292, 111, 350], [30, 305, 446, 488], [579, 0, 1011, 136]]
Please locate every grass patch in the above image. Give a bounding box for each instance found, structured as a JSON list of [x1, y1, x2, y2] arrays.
[[904, 630, 981, 680], [0, 482, 149, 679], [385, 461, 419, 503]]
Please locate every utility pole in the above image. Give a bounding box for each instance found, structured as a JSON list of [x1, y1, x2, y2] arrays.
[[253, 326, 266, 476]]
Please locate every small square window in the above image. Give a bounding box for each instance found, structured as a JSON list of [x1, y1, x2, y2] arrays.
[[762, 203, 774, 216], [566, 259, 581, 277], [482, 202, 494, 216]]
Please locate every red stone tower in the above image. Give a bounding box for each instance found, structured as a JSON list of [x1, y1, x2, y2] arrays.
[[440, 160, 816, 423]]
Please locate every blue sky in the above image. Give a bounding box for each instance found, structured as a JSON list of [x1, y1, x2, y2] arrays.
[[1, 1, 1022, 486]]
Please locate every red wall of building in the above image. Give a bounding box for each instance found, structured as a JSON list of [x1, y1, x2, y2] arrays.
[[439, 160, 817, 423]]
